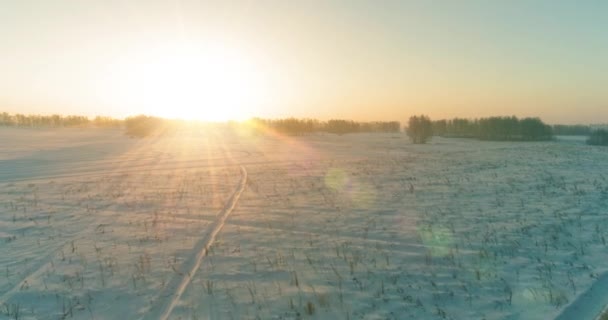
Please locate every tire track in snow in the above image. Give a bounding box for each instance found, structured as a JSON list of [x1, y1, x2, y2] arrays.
[[145, 165, 247, 320], [0, 201, 132, 305], [0, 238, 77, 304], [554, 271, 608, 320], [0, 203, 140, 305]]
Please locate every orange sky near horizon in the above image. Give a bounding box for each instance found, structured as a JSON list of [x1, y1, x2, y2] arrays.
[[1, 1, 607, 124]]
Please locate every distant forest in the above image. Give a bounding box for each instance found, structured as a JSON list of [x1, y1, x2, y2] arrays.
[[0, 112, 400, 135], [431, 116, 553, 141], [1, 112, 607, 145], [248, 118, 400, 135], [123, 116, 401, 137], [432, 118, 595, 138], [0, 112, 121, 128]]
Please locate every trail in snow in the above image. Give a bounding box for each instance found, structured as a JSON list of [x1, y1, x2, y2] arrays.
[[144, 165, 248, 320], [554, 271, 608, 320], [0, 239, 75, 304]]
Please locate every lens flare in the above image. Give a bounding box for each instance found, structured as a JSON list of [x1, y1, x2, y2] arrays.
[[324, 168, 377, 208], [418, 227, 453, 257], [325, 168, 350, 192]]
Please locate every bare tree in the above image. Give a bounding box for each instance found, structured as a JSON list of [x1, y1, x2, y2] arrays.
[[406, 115, 433, 144]]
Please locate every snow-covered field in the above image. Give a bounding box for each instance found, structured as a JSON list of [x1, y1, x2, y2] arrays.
[[1, 127, 608, 319]]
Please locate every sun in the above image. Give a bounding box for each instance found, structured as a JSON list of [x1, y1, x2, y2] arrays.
[[102, 41, 269, 121]]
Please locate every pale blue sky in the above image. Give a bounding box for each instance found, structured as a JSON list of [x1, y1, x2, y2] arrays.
[[1, 1, 607, 123]]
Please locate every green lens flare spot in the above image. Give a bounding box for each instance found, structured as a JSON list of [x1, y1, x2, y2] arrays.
[[419, 227, 453, 257], [325, 168, 349, 192]]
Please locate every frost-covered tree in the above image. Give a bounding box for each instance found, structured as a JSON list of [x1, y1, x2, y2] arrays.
[[406, 115, 433, 144]]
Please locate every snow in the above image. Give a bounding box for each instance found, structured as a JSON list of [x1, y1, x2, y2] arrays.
[[555, 271, 608, 320], [1, 127, 608, 319], [148, 166, 248, 320]]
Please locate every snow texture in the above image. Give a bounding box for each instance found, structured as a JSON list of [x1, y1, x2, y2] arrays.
[[1, 128, 607, 320]]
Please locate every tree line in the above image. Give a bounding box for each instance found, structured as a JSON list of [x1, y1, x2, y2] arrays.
[[3, 111, 607, 146], [0, 113, 401, 137], [0, 112, 121, 128], [116, 114, 608, 146], [249, 118, 400, 136], [429, 116, 553, 141]]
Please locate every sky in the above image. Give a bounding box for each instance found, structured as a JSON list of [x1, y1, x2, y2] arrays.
[[1, 0, 607, 123]]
